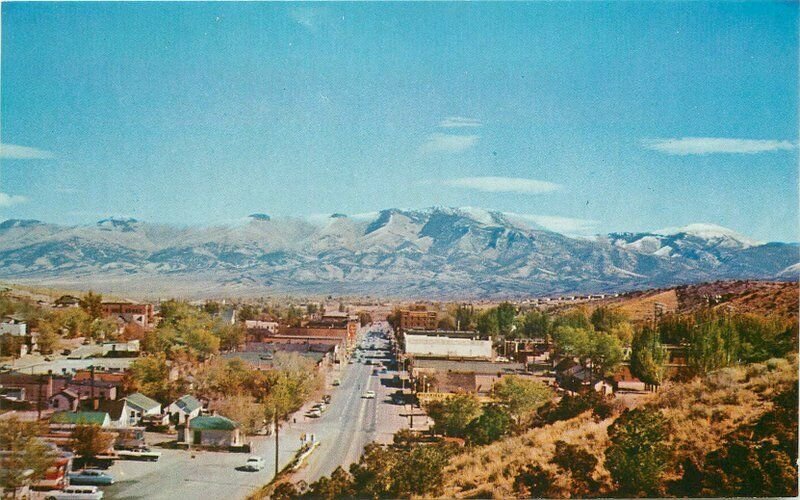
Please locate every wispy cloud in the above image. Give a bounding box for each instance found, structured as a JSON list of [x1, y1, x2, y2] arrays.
[[289, 7, 326, 32], [643, 137, 796, 155], [515, 213, 599, 235], [0, 192, 28, 207], [0, 143, 55, 160], [439, 116, 482, 128], [444, 176, 561, 194], [419, 133, 479, 154]]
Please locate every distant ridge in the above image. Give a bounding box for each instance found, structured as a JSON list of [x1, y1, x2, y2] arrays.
[[0, 207, 795, 298]]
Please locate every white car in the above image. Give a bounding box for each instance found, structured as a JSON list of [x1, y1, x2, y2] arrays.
[[45, 486, 103, 500], [362, 390, 376, 399], [117, 447, 161, 462], [307, 408, 322, 418], [242, 456, 266, 471]]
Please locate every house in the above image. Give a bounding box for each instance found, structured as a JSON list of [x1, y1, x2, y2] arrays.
[[124, 392, 162, 426], [80, 399, 132, 428], [66, 380, 118, 401], [179, 415, 242, 448], [0, 373, 69, 405], [101, 340, 140, 358], [54, 295, 82, 309], [168, 395, 202, 425], [50, 410, 111, 428], [50, 389, 81, 412]]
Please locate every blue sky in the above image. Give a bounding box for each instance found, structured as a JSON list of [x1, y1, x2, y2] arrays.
[[1, 2, 797, 241]]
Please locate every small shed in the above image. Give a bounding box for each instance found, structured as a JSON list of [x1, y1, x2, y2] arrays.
[[181, 415, 241, 448]]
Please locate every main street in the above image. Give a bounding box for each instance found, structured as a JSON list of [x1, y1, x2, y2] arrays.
[[103, 323, 414, 499], [291, 323, 413, 484]]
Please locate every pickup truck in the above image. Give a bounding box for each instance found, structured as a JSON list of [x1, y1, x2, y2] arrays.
[[116, 448, 161, 462]]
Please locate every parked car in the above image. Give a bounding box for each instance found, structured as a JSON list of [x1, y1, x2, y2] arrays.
[[45, 485, 103, 500], [362, 390, 376, 399], [117, 447, 161, 462], [332, 378, 341, 386], [312, 402, 327, 412], [242, 456, 266, 471], [306, 408, 322, 418], [322, 394, 332, 404], [68, 470, 115, 486]]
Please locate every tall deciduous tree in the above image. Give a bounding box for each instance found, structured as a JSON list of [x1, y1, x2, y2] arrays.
[[70, 424, 115, 461], [492, 376, 553, 427], [80, 291, 104, 320], [630, 326, 667, 387], [0, 418, 55, 496], [425, 393, 481, 437], [606, 408, 671, 496]]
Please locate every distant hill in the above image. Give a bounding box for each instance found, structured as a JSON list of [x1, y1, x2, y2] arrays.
[[0, 208, 796, 299]]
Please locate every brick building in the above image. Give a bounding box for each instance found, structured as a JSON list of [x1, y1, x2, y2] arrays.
[[101, 301, 154, 328], [399, 310, 438, 332]]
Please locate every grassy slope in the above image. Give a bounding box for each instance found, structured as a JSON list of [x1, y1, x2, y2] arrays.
[[440, 354, 797, 498]]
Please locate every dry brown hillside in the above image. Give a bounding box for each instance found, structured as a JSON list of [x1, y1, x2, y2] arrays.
[[440, 354, 798, 499], [674, 280, 798, 319]]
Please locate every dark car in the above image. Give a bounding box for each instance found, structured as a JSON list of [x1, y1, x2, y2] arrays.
[[68, 469, 115, 486]]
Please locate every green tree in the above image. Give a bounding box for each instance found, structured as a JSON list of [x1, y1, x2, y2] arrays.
[[215, 393, 264, 435], [493, 376, 552, 428], [495, 302, 517, 335], [213, 322, 244, 352], [308, 466, 354, 499], [554, 309, 593, 331], [591, 306, 628, 332], [630, 326, 667, 387], [202, 301, 221, 316], [465, 404, 512, 445], [36, 320, 60, 354], [80, 291, 104, 320], [476, 310, 500, 337], [70, 424, 115, 461], [425, 393, 481, 437], [126, 353, 173, 403], [0, 418, 55, 496], [454, 304, 476, 331], [606, 408, 670, 496], [514, 464, 555, 498], [0, 333, 24, 358], [89, 318, 119, 341], [521, 310, 551, 341], [551, 440, 598, 495], [589, 332, 623, 380], [552, 325, 592, 359]]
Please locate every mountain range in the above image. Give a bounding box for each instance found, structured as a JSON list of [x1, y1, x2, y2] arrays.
[[0, 207, 796, 298]]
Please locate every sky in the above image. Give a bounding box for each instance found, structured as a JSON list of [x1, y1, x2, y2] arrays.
[[1, 2, 797, 241]]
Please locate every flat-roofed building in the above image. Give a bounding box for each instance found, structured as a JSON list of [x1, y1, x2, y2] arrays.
[[408, 358, 529, 403], [403, 330, 492, 360]]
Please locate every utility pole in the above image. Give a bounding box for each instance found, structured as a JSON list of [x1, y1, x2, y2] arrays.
[[274, 412, 279, 478]]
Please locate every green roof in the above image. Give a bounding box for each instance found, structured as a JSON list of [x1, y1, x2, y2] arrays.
[[125, 392, 161, 411], [188, 415, 239, 431], [174, 395, 201, 413], [51, 411, 109, 425]]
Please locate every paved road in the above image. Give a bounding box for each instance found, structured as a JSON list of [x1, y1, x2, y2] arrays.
[[292, 323, 411, 483]]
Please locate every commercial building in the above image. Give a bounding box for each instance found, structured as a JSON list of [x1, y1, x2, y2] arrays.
[[398, 310, 438, 332], [403, 330, 492, 360], [101, 301, 154, 328]]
